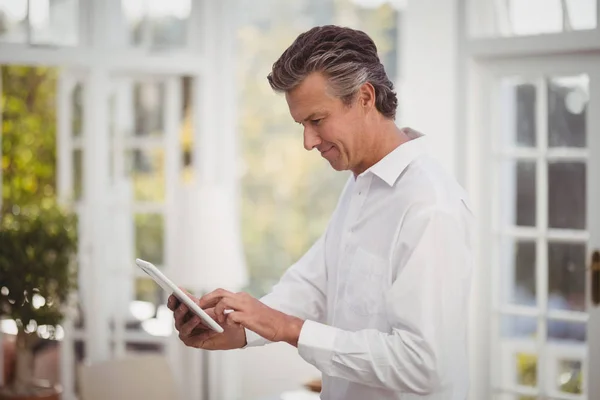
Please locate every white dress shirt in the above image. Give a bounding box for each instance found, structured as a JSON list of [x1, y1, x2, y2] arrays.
[[245, 131, 474, 400]]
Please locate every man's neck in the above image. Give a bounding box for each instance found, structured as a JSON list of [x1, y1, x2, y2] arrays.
[[352, 120, 410, 177]]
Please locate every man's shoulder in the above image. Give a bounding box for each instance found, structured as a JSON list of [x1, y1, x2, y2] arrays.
[[393, 156, 472, 217]]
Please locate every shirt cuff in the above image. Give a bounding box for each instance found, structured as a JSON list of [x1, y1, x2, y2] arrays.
[[243, 328, 271, 348], [297, 320, 338, 373]]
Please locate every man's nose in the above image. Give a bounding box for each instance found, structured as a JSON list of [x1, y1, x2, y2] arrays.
[[303, 126, 321, 151]]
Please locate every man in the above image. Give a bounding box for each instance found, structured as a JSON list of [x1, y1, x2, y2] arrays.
[[168, 25, 474, 400]]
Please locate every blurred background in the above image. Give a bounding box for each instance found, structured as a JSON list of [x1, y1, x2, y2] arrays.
[[0, 0, 599, 399]]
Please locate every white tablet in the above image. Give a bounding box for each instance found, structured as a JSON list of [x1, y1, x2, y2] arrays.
[[135, 258, 224, 333]]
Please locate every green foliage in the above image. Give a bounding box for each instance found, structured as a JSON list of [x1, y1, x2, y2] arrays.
[[0, 66, 77, 338], [1, 66, 58, 214], [557, 360, 583, 394], [135, 213, 164, 265], [515, 353, 582, 395], [0, 201, 78, 335], [516, 353, 537, 387]]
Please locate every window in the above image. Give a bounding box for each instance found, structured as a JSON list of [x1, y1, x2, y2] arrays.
[[121, 0, 191, 50], [104, 74, 192, 341], [1, 1, 242, 398], [468, 0, 597, 38], [236, 0, 402, 297], [485, 70, 594, 398], [0, 0, 79, 46]]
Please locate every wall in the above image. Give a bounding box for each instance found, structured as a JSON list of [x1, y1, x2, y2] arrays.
[[401, 0, 460, 179]]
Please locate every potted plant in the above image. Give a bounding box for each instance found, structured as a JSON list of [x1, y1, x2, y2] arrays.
[[0, 201, 78, 400]]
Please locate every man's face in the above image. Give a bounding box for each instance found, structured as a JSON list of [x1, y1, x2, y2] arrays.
[[285, 72, 368, 173]]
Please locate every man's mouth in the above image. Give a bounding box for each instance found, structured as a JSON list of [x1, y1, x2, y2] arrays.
[[320, 146, 334, 156]]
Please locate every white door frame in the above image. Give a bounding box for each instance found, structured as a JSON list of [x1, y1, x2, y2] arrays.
[[466, 53, 600, 399]]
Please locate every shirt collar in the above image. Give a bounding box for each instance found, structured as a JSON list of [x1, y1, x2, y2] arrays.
[[361, 128, 428, 187]]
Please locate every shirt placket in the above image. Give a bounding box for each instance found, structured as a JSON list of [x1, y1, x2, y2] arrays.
[[332, 174, 372, 324]]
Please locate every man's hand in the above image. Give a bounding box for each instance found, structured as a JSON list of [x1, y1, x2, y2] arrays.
[[167, 291, 246, 351], [200, 289, 305, 347]]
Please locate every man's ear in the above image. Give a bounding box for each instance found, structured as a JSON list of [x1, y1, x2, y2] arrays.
[[357, 82, 376, 111]]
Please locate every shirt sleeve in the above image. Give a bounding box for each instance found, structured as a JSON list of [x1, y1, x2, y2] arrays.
[[296, 206, 473, 394], [244, 234, 328, 347]]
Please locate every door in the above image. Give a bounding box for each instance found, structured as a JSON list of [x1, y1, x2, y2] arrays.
[[56, 70, 189, 398], [476, 55, 600, 399]]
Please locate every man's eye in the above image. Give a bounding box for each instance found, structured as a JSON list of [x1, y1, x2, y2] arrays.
[[311, 119, 322, 126]]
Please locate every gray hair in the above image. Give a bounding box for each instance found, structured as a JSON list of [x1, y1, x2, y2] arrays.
[[268, 25, 397, 119]]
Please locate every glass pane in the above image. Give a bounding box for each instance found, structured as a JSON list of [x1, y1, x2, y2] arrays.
[[515, 352, 537, 387], [133, 81, 164, 136], [501, 315, 537, 339], [548, 319, 586, 342], [122, 0, 144, 46], [507, 0, 563, 36], [548, 75, 589, 148], [30, 0, 78, 46], [548, 162, 586, 230], [72, 82, 83, 137], [73, 148, 82, 201], [122, 0, 191, 49], [134, 213, 164, 265], [500, 240, 536, 306], [555, 359, 583, 394], [500, 79, 536, 148], [2, 66, 59, 210], [548, 243, 586, 313], [499, 160, 536, 227], [126, 148, 165, 202], [0, 0, 28, 43], [515, 162, 536, 227], [149, 0, 190, 49], [565, 0, 597, 30], [181, 76, 194, 183], [468, 0, 597, 37]]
